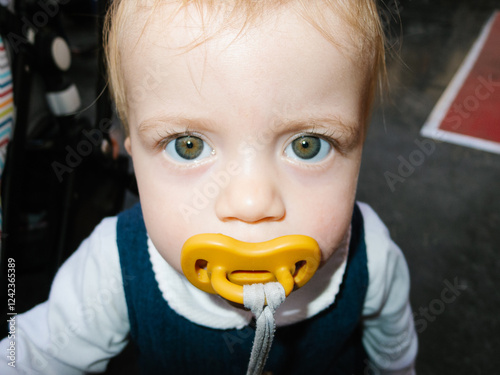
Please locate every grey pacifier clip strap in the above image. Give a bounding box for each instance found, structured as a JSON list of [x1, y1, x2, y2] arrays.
[[243, 282, 286, 375]]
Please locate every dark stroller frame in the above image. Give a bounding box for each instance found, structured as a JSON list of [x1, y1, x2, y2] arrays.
[[0, 0, 130, 316]]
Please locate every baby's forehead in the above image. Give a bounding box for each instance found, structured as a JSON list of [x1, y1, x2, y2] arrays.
[[120, 1, 372, 64], [109, 1, 382, 131], [121, 2, 373, 103]]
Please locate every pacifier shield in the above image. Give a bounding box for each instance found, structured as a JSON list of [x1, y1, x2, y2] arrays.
[[181, 234, 321, 304]]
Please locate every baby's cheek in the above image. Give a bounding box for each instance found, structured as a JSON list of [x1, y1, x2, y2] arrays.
[[140, 205, 186, 271], [318, 224, 351, 262], [149, 232, 185, 272], [304, 204, 353, 260]]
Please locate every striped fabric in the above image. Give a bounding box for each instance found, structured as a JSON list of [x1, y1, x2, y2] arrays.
[[0, 36, 14, 235]]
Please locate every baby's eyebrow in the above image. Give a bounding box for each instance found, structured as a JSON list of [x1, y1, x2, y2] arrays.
[[138, 115, 214, 134]]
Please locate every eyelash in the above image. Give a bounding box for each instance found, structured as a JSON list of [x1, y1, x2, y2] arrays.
[[154, 130, 201, 150], [153, 128, 346, 157], [291, 130, 343, 154]]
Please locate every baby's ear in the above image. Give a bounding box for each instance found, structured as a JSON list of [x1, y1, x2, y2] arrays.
[[124, 137, 132, 156]]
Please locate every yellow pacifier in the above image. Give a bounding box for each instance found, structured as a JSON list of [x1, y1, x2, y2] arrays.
[[181, 234, 321, 305]]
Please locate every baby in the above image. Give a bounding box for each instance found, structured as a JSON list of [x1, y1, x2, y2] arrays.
[[1, 0, 418, 374]]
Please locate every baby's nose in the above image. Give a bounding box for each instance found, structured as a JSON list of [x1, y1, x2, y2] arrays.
[[215, 170, 285, 223]]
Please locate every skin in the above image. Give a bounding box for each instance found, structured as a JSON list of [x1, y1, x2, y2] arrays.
[[120, 4, 373, 276]]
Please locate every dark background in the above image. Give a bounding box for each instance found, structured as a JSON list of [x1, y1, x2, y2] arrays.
[[358, 1, 500, 374]]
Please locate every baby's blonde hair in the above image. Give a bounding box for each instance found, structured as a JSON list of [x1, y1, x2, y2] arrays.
[[104, 0, 386, 133]]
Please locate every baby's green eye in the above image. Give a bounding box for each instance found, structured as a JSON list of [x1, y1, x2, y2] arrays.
[[285, 136, 332, 162], [175, 136, 204, 159], [164, 135, 214, 162]]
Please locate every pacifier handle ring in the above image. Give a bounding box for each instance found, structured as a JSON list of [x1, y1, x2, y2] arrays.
[[210, 266, 295, 306], [210, 266, 245, 305], [274, 267, 294, 296]]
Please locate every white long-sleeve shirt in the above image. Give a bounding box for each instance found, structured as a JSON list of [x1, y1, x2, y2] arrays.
[[0, 202, 417, 374]]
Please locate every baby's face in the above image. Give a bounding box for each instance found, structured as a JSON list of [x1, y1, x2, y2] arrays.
[[121, 4, 372, 274]]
